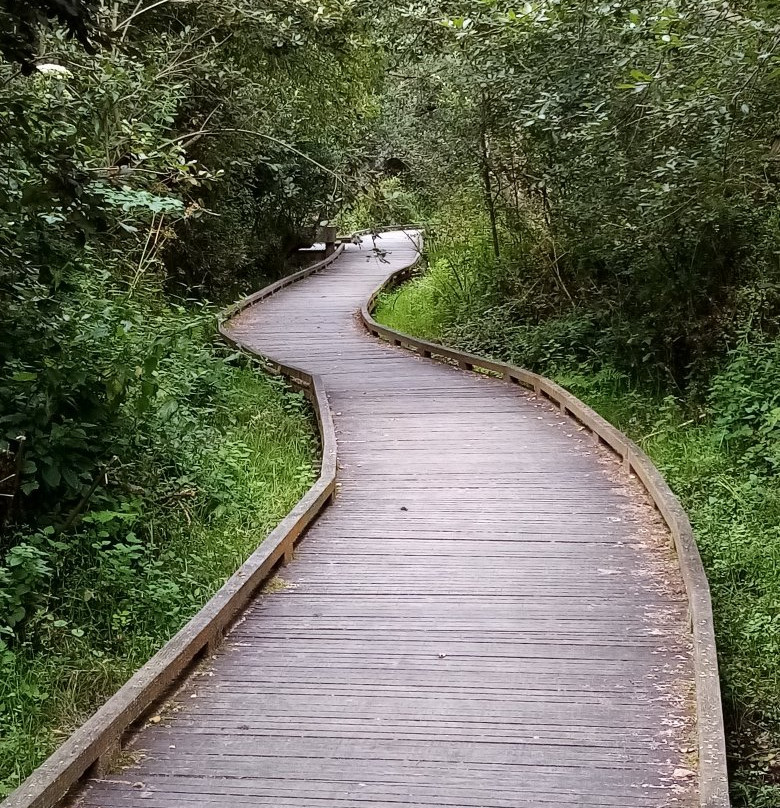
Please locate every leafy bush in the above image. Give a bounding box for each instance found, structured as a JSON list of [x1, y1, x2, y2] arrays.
[[371, 0, 780, 387], [710, 340, 780, 472], [445, 307, 601, 373], [0, 295, 318, 792]]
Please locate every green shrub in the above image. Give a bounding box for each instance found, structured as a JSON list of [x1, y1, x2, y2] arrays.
[[709, 340, 780, 472], [0, 273, 319, 794]]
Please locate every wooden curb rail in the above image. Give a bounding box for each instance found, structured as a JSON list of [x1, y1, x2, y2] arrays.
[[2, 247, 343, 808], [360, 232, 730, 808], [4, 233, 729, 808]]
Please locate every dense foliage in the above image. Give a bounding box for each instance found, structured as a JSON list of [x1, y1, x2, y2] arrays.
[[0, 0, 370, 792], [0, 1, 99, 73], [362, 0, 780, 388], [1, 0, 373, 621]]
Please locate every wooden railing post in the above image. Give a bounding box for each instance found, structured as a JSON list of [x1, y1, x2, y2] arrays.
[[321, 226, 337, 257]]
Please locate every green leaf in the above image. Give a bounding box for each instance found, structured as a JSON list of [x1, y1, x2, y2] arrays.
[[41, 464, 61, 488]]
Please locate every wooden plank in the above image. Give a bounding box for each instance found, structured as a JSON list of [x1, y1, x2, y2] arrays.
[[1, 262, 340, 808], [3, 229, 723, 808]]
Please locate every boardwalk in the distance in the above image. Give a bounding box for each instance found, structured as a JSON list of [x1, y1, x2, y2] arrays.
[[75, 232, 697, 807]]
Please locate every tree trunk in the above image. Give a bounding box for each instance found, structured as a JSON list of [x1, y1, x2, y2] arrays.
[[480, 128, 500, 260]]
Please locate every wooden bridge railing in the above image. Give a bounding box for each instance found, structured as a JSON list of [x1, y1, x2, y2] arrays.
[[3, 232, 729, 808], [2, 247, 344, 808], [359, 230, 730, 808]]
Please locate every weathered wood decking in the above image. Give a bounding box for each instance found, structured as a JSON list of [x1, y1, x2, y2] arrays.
[[73, 232, 699, 807]]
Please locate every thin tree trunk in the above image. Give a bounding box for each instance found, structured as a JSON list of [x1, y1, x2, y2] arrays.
[[480, 128, 500, 260]]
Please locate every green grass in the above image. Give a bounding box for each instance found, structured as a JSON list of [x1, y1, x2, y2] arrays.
[[373, 268, 454, 343], [0, 360, 318, 796], [376, 277, 780, 807]]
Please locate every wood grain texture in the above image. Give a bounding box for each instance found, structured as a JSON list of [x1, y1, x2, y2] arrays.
[[361, 234, 728, 808], [60, 231, 711, 807]]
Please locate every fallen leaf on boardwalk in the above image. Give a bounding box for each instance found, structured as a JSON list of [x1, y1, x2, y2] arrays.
[[672, 768, 695, 779]]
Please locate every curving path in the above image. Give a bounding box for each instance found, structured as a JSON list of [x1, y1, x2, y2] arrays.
[[74, 232, 698, 807]]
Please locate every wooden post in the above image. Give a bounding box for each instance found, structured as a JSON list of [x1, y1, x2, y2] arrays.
[[91, 737, 121, 780], [206, 628, 225, 657], [321, 226, 337, 257]]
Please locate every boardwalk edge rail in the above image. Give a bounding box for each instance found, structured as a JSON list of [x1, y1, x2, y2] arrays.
[[4, 233, 729, 808], [360, 232, 730, 808], [2, 246, 344, 808]]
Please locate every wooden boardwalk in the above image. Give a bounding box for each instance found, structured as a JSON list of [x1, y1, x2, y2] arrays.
[[74, 232, 698, 807]]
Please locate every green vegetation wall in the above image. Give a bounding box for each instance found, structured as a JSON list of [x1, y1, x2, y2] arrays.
[[0, 0, 377, 538], [362, 0, 780, 389]]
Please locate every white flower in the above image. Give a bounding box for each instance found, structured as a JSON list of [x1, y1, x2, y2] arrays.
[[36, 64, 72, 78]]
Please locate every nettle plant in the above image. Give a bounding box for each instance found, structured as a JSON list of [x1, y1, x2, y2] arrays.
[[709, 339, 780, 471]]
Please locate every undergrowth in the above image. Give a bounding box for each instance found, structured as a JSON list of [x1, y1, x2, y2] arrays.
[[0, 286, 318, 795], [375, 253, 780, 807]]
